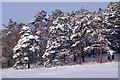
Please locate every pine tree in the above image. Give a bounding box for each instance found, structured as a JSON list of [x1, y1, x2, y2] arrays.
[[51, 9, 64, 20], [43, 15, 72, 67], [3, 2, 119, 69], [105, 2, 120, 55], [13, 25, 41, 69], [2, 19, 22, 68], [3, 19, 16, 35], [29, 10, 52, 64], [70, 8, 91, 64]]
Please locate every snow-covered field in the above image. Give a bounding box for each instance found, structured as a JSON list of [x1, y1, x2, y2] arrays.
[[2, 61, 118, 78]]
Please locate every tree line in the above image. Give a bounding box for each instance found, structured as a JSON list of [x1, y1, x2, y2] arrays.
[[1, 2, 120, 69]]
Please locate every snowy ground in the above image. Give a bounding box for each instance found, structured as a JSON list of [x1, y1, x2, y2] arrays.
[[2, 61, 118, 78]]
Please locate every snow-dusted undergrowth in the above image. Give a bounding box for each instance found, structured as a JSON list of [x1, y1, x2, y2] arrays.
[[2, 61, 118, 78]]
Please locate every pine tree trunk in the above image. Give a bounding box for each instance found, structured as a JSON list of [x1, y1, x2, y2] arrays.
[[79, 37, 82, 64], [63, 54, 65, 64], [8, 59, 10, 67], [82, 51, 85, 62], [96, 49, 99, 62], [28, 56, 30, 69], [112, 55, 114, 60], [108, 56, 110, 60], [100, 41, 102, 63], [74, 54, 76, 62], [28, 49, 30, 69], [93, 49, 95, 58]]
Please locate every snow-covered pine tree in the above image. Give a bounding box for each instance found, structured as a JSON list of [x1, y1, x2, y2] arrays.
[[105, 2, 120, 55], [95, 7, 115, 61], [42, 15, 72, 67], [70, 23, 85, 64], [2, 19, 22, 68], [51, 9, 64, 20], [29, 10, 50, 39], [82, 7, 116, 62], [57, 14, 72, 65], [2, 19, 16, 35], [13, 25, 41, 69], [29, 10, 52, 65], [70, 8, 91, 64]]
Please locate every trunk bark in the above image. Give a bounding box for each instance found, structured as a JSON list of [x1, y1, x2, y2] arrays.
[[79, 37, 82, 64], [93, 49, 95, 58], [63, 54, 65, 64], [82, 51, 85, 62], [74, 54, 76, 62], [28, 54, 30, 69], [28, 48, 30, 69], [100, 41, 102, 63], [112, 55, 114, 60], [96, 49, 99, 62], [108, 56, 110, 60]]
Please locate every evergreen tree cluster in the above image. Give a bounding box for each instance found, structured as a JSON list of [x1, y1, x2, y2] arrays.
[[2, 2, 120, 69]]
